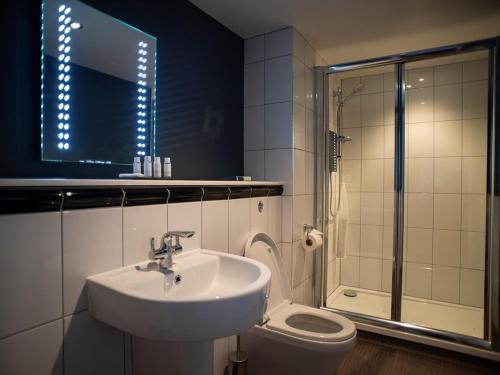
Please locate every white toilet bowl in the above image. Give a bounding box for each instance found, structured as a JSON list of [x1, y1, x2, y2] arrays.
[[241, 233, 356, 375]]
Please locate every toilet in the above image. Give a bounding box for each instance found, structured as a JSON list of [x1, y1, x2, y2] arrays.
[[241, 233, 356, 375]]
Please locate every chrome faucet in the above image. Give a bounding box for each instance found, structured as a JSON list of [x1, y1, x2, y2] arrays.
[[149, 231, 195, 270]]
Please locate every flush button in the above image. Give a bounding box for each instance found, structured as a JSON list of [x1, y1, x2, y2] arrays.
[[258, 200, 264, 213]]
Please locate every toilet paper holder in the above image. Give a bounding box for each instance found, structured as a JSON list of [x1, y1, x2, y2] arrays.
[[303, 224, 314, 242]]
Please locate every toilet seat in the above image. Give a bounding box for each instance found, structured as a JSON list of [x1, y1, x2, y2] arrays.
[[266, 303, 355, 342], [245, 233, 355, 343]]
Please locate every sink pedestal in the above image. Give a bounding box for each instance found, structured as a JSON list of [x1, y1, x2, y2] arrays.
[[175, 340, 214, 375]]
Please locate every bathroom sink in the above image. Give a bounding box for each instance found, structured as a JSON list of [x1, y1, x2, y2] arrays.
[[86, 249, 271, 342]]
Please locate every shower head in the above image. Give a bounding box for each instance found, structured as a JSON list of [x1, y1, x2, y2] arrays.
[[341, 82, 365, 104]]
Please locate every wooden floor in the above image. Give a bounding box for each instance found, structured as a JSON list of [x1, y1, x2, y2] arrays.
[[336, 331, 500, 375]]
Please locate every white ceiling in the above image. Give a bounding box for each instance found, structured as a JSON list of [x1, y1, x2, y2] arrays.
[[189, 0, 500, 64]]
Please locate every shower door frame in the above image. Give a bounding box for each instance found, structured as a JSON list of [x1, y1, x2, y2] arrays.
[[317, 37, 500, 356]]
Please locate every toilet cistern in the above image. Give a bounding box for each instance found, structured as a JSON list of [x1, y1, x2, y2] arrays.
[[149, 231, 195, 270]]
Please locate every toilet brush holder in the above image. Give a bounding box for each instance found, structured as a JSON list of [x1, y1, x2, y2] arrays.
[[228, 336, 247, 375]]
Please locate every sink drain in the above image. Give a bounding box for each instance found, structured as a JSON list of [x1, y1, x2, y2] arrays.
[[174, 275, 182, 284]]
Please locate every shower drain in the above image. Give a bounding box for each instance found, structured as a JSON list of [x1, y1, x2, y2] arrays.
[[344, 289, 357, 297]]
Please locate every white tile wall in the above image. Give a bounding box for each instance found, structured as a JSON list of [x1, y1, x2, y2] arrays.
[[63, 207, 123, 314], [0, 193, 283, 375], [335, 59, 488, 308], [0, 212, 62, 338], [123, 204, 167, 266]]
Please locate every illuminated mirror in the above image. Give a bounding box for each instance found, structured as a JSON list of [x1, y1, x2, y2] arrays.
[[41, 0, 156, 164]]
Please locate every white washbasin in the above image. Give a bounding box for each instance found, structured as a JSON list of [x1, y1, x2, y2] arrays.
[[86, 249, 271, 342]]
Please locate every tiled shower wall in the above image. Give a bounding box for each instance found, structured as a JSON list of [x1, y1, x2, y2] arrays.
[[0, 195, 282, 375], [335, 58, 488, 308], [243, 27, 326, 305]]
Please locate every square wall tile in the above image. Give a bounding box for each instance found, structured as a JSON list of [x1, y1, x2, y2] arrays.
[[293, 149, 306, 195], [384, 159, 394, 192], [462, 157, 487, 194], [305, 109, 315, 152], [360, 192, 384, 225], [265, 102, 293, 149], [244, 62, 264, 107], [434, 121, 461, 157], [461, 231, 485, 270], [228, 198, 250, 256], [406, 227, 432, 263], [359, 257, 382, 291], [281, 242, 293, 289], [361, 74, 383, 94], [265, 149, 293, 194], [0, 212, 62, 338], [340, 256, 359, 287], [434, 63, 461, 86], [360, 225, 383, 258], [293, 57, 305, 106], [384, 126, 394, 158], [305, 152, 315, 195], [434, 194, 461, 230], [463, 119, 487, 157], [407, 193, 433, 228], [244, 105, 265, 150], [434, 157, 461, 194], [268, 196, 282, 244], [63, 207, 123, 314], [463, 81, 488, 119], [64, 311, 124, 375], [434, 84, 462, 121], [341, 77, 361, 96], [342, 95, 361, 128], [305, 67, 314, 110], [244, 35, 265, 64], [168, 201, 202, 250], [361, 94, 384, 126], [409, 123, 433, 157], [405, 262, 432, 299], [361, 126, 384, 159], [250, 197, 268, 235], [361, 159, 384, 192], [123, 204, 167, 266], [244, 150, 265, 181], [0, 320, 63, 375], [382, 226, 393, 259], [343, 159, 361, 192], [408, 87, 434, 123], [383, 92, 395, 125], [463, 59, 488, 82], [347, 191, 361, 224], [202, 200, 229, 252], [382, 259, 392, 292], [433, 230, 460, 267], [292, 241, 314, 287], [408, 158, 433, 193], [342, 128, 362, 159], [383, 193, 394, 226], [304, 42, 315, 68], [383, 72, 394, 92], [460, 269, 485, 307], [461, 195, 486, 232], [265, 28, 293, 59], [432, 266, 459, 303], [293, 103, 306, 150], [281, 196, 293, 243], [407, 67, 433, 88], [265, 55, 293, 104], [346, 223, 361, 256]]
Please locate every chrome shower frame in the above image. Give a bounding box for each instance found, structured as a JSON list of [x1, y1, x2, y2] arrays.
[[315, 37, 500, 360]]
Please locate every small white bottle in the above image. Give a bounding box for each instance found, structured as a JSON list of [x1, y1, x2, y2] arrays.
[[144, 156, 152, 178], [133, 157, 141, 174], [164, 157, 172, 179], [153, 157, 162, 178]]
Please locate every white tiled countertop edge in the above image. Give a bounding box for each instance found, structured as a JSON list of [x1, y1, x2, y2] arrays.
[[0, 179, 284, 187]]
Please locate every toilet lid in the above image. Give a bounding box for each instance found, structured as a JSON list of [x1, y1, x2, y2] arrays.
[[245, 233, 292, 313]]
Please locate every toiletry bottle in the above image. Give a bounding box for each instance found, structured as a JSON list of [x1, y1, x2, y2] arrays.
[[144, 156, 152, 178], [153, 157, 162, 178], [133, 157, 141, 174], [164, 157, 172, 179]]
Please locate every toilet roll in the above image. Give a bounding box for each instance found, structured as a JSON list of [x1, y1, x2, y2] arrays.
[[301, 229, 323, 252]]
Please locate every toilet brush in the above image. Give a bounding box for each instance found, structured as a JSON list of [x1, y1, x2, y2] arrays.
[[228, 335, 248, 375]]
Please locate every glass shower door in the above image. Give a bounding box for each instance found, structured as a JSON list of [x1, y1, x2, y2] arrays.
[[325, 64, 397, 320], [401, 51, 490, 338]]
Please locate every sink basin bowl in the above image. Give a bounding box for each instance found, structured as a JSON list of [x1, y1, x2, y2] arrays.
[[87, 249, 271, 342]]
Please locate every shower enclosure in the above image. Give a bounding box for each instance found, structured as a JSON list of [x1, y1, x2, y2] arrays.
[[316, 38, 500, 359]]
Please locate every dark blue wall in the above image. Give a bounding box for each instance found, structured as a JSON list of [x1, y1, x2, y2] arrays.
[[0, 0, 243, 179]]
